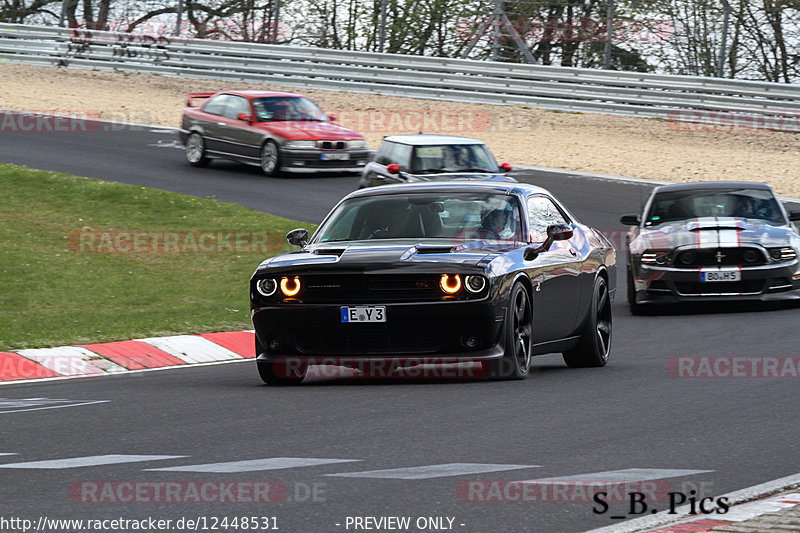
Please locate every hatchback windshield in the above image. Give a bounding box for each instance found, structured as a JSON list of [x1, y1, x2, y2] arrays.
[[315, 193, 523, 242], [645, 188, 785, 226], [252, 96, 328, 122], [410, 144, 497, 174]]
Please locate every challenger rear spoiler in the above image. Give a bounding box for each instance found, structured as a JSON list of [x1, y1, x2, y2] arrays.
[[185, 93, 216, 107]]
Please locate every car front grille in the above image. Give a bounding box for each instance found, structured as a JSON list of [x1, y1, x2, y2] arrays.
[[675, 281, 765, 295], [674, 247, 766, 267], [320, 140, 348, 150], [293, 331, 444, 355], [298, 274, 447, 303]]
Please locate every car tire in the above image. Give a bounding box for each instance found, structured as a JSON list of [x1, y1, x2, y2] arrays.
[[257, 359, 307, 386], [487, 282, 532, 380], [260, 140, 281, 177], [563, 275, 612, 368], [185, 132, 210, 167]]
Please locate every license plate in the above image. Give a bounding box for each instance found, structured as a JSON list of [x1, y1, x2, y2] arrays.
[[700, 270, 741, 282], [320, 152, 350, 161], [341, 306, 386, 323]]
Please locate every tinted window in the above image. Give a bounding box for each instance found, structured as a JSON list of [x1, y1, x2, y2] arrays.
[[316, 193, 523, 242], [410, 144, 496, 173], [527, 195, 568, 240], [645, 188, 785, 226]]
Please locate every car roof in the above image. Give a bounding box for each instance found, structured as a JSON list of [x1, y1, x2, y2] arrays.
[[382, 134, 486, 146], [221, 90, 305, 98], [344, 181, 550, 200], [653, 181, 774, 194]]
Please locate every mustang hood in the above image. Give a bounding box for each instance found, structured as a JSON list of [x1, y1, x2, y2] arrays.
[[257, 121, 361, 140], [259, 241, 523, 271], [633, 217, 793, 252]]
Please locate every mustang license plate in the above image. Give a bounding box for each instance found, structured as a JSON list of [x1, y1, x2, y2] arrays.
[[700, 270, 741, 282], [320, 152, 350, 161], [341, 306, 386, 323]]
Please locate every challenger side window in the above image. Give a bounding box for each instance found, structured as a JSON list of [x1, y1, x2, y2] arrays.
[[527, 196, 568, 241]]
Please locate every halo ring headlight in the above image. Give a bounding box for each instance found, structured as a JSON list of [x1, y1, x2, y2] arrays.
[[256, 278, 277, 297], [280, 276, 301, 297], [439, 274, 462, 294], [464, 275, 486, 293]]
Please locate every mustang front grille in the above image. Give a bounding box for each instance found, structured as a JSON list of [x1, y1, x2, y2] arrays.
[[674, 247, 766, 267], [675, 280, 765, 295]]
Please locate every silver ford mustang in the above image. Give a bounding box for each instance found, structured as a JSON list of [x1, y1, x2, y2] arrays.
[[621, 181, 800, 313]]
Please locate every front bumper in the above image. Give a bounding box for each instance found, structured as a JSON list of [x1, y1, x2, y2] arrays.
[[631, 262, 800, 304], [280, 148, 372, 173], [252, 300, 505, 364]]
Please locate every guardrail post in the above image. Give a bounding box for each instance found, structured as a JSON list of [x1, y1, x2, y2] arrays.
[[603, 0, 615, 69]]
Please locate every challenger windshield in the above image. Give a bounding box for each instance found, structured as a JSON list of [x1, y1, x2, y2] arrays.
[[315, 193, 523, 243], [645, 188, 786, 226]]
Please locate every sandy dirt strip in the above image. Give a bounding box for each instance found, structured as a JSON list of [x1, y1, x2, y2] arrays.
[[1, 63, 798, 197]]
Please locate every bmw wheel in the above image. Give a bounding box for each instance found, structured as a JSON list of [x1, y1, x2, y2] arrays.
[[487, 282, 532, 380], [185, 132, 209, 167], [260, 140, 281, 177], [563, 275, 612, 368]]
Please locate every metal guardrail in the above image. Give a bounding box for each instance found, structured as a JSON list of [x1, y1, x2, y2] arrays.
[[1, 22, 799, 131]]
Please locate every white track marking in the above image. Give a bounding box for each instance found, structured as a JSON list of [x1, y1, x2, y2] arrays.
[[139, 335, 243, 364], [147, 457, 360, 473], [521, 468, 714, 484], [327, 463, 539, 480], [15, 347, 126, 376], [0, 454, 187, 469]]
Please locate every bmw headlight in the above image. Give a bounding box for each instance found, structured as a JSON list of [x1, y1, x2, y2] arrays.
[[285, 140, 316, 149], [348, 140, 367, 148]]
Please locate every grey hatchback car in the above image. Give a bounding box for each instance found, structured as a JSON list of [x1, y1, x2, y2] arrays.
[[358, 134, 515, 188]]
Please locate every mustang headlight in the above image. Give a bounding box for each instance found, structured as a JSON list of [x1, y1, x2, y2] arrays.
[[256, 278, 277, 297], [769, 247, 797, 262], [348, 139, 367, 148], [280, 276, 301, 296], [464, 275, 487, 293], [641, 250, 670, 265], [285, 140, 316, 149], [439, 274, 462, 294]]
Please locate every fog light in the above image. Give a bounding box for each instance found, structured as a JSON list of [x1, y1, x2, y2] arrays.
[[256, 278, 277, 296], [743, 250, 759, 263], [679, 251, 696, 265], [268, 337, 281, 351], [461, 335, 480, 349]]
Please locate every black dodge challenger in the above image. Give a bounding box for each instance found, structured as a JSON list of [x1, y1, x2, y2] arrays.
[[250, 182, 616, 384]]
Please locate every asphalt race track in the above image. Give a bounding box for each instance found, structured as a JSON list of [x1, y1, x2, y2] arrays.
[[1, 120, 800, 532]]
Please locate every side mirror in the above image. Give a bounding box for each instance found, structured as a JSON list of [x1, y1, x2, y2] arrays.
[[788, 210, 800, 222], [286, 228, 309, 248], [620, 214, 641, 226], [500, 162, 513, 172], [387, 164, 400, 175], [523, 224, 573, 261], [328, 113, 338, 122]]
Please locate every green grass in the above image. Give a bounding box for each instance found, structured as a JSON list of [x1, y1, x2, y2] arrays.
[[0, 164, 316, 350]]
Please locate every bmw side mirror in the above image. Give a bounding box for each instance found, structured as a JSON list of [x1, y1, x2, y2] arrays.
[[328, 113, 338, 122], [387, 164, 400, 174], [237, 113, 252, 123], [620, 214, 641, 226], [286, 228, 309, 248], [789, 210, 800, 222]]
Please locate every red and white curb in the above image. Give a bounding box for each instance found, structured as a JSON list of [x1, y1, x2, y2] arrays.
[[0, 331, 255, 383]]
